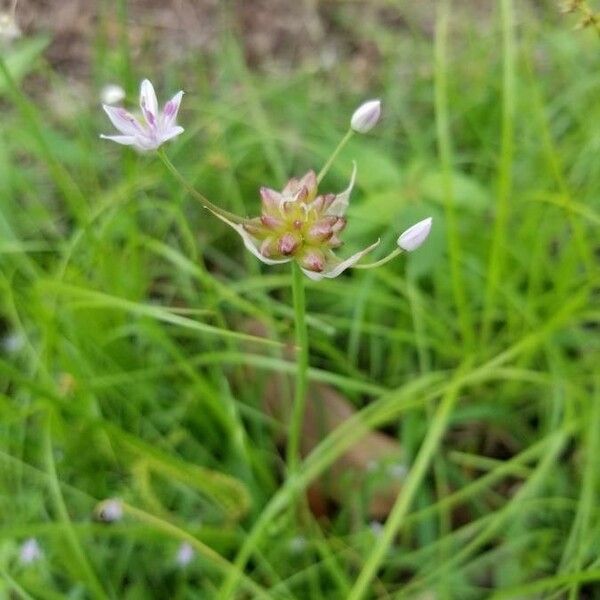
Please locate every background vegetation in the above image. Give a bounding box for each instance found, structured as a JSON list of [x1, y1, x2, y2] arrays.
[[0, 1, 598, 598]]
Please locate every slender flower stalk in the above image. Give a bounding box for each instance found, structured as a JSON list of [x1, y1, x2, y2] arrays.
[[317, 98, 381, 184], [353, 247, 402, 270], [317, 129, 354, 184], [286, 262, 310, 474], [354, 218, 433, 269], [157, 149, 244, 223]]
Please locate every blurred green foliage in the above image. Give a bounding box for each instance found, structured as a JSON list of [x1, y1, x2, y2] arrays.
[[0, 1, 599, 598]]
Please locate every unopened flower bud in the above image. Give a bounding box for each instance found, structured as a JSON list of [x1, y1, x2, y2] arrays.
[[260, 237, 279, 258], [19, 538, 42, 565], [351, 99, 382, 133], [243, 218, 266, 236], [278, 232, 300, 255], [260, 187, 281, 212], [0, 12, 21, 45], [397, 217, 432, 251], [95, 498, 123, 523], [260, 214, 283, 230], [306, 221, 334, 243], [299, 249, 325, 272], [175, 542, 195, 567], [100, 84, 126, 105]]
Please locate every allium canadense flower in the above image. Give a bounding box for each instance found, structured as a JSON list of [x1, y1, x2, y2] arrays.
[[101, 79, 184, 150], [209, 165, 380, 281]]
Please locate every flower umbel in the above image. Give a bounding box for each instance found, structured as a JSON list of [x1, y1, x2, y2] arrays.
[[100, 79, 184, 150], [209, 165, 379, 281]]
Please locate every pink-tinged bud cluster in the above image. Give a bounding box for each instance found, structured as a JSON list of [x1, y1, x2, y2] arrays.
[[101, 79, 184, 151], [207, 165, 380, 280], [245, 171, 347, 269]]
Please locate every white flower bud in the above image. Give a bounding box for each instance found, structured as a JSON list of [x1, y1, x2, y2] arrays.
[[100, 84, 126, 105], [95, 498, 123, 522], [351, 99, 382, 133], [397, 217, 432, 252], [0, 13, 21, 45]]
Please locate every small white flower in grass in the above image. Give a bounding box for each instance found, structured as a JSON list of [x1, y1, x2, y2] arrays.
[[369, 521, 384, 537], [19, 538, 42, 565], [366, 459, 379, 473], [397, 217, 433, 252], [0, 12, 21, 45], [2, 332, 24, 353], [175, 542, 195, 567], [289, 535, 307, 553], [387, 462, 408, 480], [100, 78, 184, 151], [95, 498, 123, 522], [351, 99, 382, 133], [100, 83, 126, 105]]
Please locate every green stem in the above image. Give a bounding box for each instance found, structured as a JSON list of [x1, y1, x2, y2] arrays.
[[346, 366, 466, 600], [480, 0, 515, 346], [434, 1, 475, 352], [121, 503, 270, 599], [317, 129, 355, 184], [286, 262, 310, 474], [43, 414, 107, 600], [157, 149, 244, 223], [353, 247, 402, 270]]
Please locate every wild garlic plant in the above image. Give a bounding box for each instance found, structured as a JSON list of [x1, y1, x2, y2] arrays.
[[101, 80, 432, 473]]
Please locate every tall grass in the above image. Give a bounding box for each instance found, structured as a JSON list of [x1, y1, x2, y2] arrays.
[[0, 2, 598, 598]]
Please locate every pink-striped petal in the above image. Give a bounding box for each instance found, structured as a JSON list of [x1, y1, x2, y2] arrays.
[[102, 105, 143, 136], [139, 79, 159, 127], [159, 125, 184, 144], [162, 91, 184, 129], [99, 134, 138, 146]]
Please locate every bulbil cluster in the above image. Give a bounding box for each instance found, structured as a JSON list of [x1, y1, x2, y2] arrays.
[[243, 169, 372, 276]]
